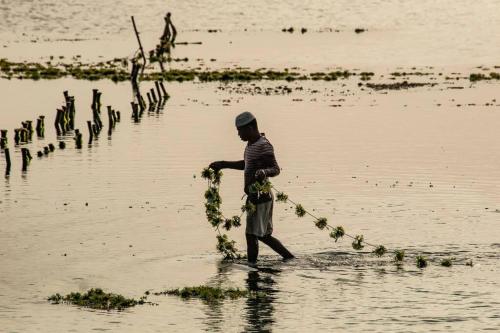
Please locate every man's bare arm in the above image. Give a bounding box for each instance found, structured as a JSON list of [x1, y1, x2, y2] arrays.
[[209, 160, 245, 171]]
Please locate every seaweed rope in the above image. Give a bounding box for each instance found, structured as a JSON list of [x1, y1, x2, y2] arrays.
[[201, 167, 461, 268]]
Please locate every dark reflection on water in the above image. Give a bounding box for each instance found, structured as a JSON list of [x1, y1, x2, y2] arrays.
[[200, 261, 280, 332], [243, 270, 278, 333]]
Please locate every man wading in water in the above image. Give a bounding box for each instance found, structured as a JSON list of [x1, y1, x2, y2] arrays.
[[210, 112, 294, 266]]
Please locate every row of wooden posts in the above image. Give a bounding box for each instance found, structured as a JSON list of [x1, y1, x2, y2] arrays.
[[130, 61, 169, 121], [0, 89, 121, 175], [1, 78, 169, 175]]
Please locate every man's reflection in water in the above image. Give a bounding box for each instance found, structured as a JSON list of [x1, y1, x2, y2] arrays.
[[244, 269, 278, 333], [202, 262, 279, 332]]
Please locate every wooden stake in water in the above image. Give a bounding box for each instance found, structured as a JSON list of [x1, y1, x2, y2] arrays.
[[4, 147, 11, 175], [92, 124, 98, 137], [0, 130, 7, 149], [111, 109, 117, 125], [107, 106, 114, 137], [54, 109, 62, 136], [150, 88, 158, 103], [74, 130, 82, 149], [21, 148, 32, 171], [155, 81, 162, 100], [26, 120, 34, 141], [131, 102, 139, 122], [36, 116, 45, 138], [87, 121, 93, 144], [14, 129, 20, 145], [159, 81, 169, 99]]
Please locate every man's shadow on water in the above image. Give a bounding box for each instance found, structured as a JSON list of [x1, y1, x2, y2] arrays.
[[202, 261, 280, 333]]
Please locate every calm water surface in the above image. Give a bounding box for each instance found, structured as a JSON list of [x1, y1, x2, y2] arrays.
[[1, 1, 500, 332]]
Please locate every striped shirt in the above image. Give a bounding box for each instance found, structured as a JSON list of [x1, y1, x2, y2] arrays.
[[244, 135, 280, 203]]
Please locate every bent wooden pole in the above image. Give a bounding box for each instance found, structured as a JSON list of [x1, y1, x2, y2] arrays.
[[131, 16, 147, 77]]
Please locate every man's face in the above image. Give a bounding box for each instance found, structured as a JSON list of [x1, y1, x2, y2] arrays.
[[237, 125, 252, 141]]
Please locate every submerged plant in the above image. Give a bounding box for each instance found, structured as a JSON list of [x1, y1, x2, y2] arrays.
[[329, 226, 345, 242], [394, 249, 405, 262], [416, 255, 428, 268], [315, 217, 328, 230], [440, 258, 453, 267], [295, 204, 306, 217], [352, 235, 364, 250], [373, 245, 387, 257]]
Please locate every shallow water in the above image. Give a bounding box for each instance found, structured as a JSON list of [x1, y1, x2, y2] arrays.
[[1, 1, 500, 332], [1, 77, 499, 332], [2, 0, 500, 68]]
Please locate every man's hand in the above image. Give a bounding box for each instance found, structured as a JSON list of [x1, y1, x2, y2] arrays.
[[255, 169, 266, 182], [209, 161, 225, 172]]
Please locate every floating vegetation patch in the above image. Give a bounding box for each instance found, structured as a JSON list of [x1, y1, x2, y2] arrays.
[[365, 81, 435, 90], [154, 286, 265, 303], [0, 58, 129, 82], [47, 288, 146, 311], [469, 72, 500, 82], [390, 71, 434, 77], [0, 58, 357, 83], [440, 258, 453, 267], [416, 255, 428, 268], [216, 84, 295, 95]]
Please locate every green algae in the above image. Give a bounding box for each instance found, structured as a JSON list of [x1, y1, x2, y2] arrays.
[[294, 204, 307, 217], [366, 81, 435, 90], [48, 288, 144, 311], [394, 249, 405, 262], [314, 217, 328, 230], [440, 258, 453, 267], [0, 58, 357, 83], [351, 235, 364, 250], [329, 226, 345, 242], [155, 286, 266, 303], [416, 255, 428, 268], [372, 245, 387, 257], [469, 72, 500, 82]]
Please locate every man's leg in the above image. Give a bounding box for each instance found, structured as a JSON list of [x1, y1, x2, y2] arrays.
[[258, 235, 294, 260], [246, 233, 259, 263]]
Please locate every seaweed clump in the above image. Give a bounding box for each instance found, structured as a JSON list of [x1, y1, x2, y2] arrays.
[[48, 288, 143, 311], [366, 81, 435, 90], [155, 286, 265, 303], [469, 72, 500, 82]]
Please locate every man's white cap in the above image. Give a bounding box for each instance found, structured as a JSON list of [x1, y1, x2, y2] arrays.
[[235, 111, 256, 128]]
